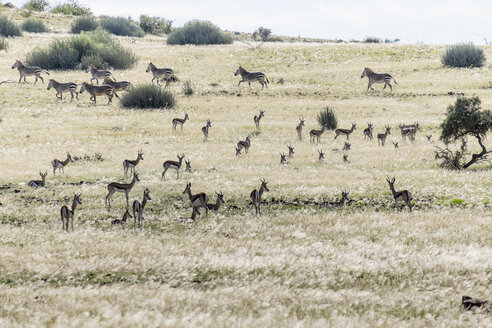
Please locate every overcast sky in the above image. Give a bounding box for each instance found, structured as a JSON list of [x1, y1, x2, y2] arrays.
[[12, 0, 492, 44]]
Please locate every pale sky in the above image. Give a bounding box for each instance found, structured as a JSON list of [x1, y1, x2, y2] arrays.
[[11, 0, 492, 44]]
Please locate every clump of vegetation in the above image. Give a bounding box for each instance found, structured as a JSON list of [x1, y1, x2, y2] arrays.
[[317, 107, 338, 130], [182, 81, 194, 96], [3, 2, 16, 8], [51, 0, 92, 16], [363, 36, 382, 43], [0, 16, 22, 37], [26, 28, 138, 70], [100, 17, 144, 37], [436, 96, 492, 169], [21, 18, 47, 33], [252, 26, 271, 41], [139, 15, 173, 35], [0, 37, 8, 51], [442, 43, 486, 68], [167, 20, 232, 45], [71, 16, 99, 34], [120, 85, 175, 110], [22, 0, 48, 11], [73, 152, 104, 162]]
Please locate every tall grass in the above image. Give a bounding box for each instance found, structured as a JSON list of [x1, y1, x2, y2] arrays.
[[167, 20, 232, 45], [442, 43, 486, 68], [100, 17, 144, 37], [0, 16, 22, 37]]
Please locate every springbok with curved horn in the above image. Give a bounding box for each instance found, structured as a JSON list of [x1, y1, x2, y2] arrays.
[[237, 135, 251, 153], [235, 66, 269, 89], [343, 142, 351, 151], [280, 153, 288, 165], [250, 178, 269, 216], [334, 122, 357, 140], [28, 171, 48, 187], [254, 110, 265, 128], [183, 182, 209, 216], [310, 125, 327, 144], [52, 152, 73, 175], [327, 191, 350, 207], [363, 122, 373, 140], [105, 172, 140, 209], [112, 209, 132, 225], [123, 150, 143, 177], [318, 150, 325, 162], [12, 60, 49, 84], [201, 119, 212, 141], [392, 141, 399, 149], [207, 191, 225, 212], [162, 154, 185, 180], [386, 176, 413, 212], [133, 188, 151, 228], [185, 160, 192, 173], [287, 145, 294, 158], [172, 113, 189, 130], [61, 193, 82, 232], [361, 67, 398, 92], [296, 117, 305, 140], [377, 126, 391, 146]]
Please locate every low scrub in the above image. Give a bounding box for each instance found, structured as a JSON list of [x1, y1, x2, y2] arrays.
[[317, 107, 338, 130], [442, 43, 485, 68], [139, 15, 172, 35], [71, 16, 99, 34], [51, 0, 92, 16], [0, 16, 22, 37], [0, 37, 8, 51], [120, 85, 175, 110], [22, 18, 48, 33], [100, 17, 144, 37], [167, 20, 232, 45]]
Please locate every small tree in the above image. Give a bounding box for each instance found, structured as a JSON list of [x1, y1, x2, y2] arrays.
[[317, 107, 337, 130], [252, 27, 271, 42], [23, 0, 48, 11], [139, 15, 173, 35], [437, 96, 492, 169]]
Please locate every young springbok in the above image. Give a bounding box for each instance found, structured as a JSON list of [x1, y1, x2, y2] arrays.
[[86, 64, 115, 85], [112, 209, 132, 225], [146, 62, 174, 86], [133, 188, 151, 228], [162, 154, 185, 180], [61, 193, 82, 232], [235, 147, 242, 157], [280, 153, 288, 165], [296, 117, 305, 140], [334, 122, 357, 140], [47, 79, 78, 101], [318, 150, 325, 162], [386, 177, 413, 212], [287, 145, 294, 158], [102, 78, 132, 98], [207, 191, 225, 212], [183, 182, 209, 216], [237, 135, 251, 153], [105, 172, 140, 209], [235, 66, 269, 89], [343, 142, 351, 151], [361, 67, 398, 92], [310, 125, 327, 144], [185, 160, 192, 173], [363, 122, 374, 140], [377, 126, 391, 146], [172, 113, 189, 130], [343, 154, 350, 163], [79, 82, 113, 104], [201, 119, 212, 141], [254, 110, 265, 128], [52, 152, 73, 175], [392, 141, 399, 149], [250, 178, 269, 216], [28, 171, 47, 187], [327, 191, 350, 207], [123, 150, 144, 178], [12, 60, 49, 84]]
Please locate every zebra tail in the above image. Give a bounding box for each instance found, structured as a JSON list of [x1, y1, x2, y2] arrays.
[[392, 76, 398, 84], [44, 70, 50, 75], [265, 76, 270, 84]]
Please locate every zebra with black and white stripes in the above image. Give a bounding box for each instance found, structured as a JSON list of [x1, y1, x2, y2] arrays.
[[79, 82, 113, 104], [12, 60, 49, 84], [361, 67, 398, 92], [102, 78, 132, 98], [47, 79, 78, 101], [85, 64, 115, 85], [146, 62, 174, 86], [235, 66, 269, 89]]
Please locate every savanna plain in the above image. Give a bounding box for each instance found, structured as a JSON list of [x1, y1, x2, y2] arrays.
[[0, 13, 491, 328]]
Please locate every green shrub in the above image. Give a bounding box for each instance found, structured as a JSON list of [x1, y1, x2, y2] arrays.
[[51, 0, 92, 16], [363, 36, 381, 43], [442, 43, 486, 68], [121, 85, 175, 110], [22, 18, 47, 33], [100, 17, 144, 37], [139, 15, 172, 35], [0, 16, 22, 37], [0, 37, 8, 51], [167, 20, 232, 45], [22, 0, 48, 11], [3, 2, 16, 8], [252, 26, 271, 41], [71, 16, 99, 33], [80, 53, 106, 69], [182, 81, 194, 96], [317, 107, 337, 130]]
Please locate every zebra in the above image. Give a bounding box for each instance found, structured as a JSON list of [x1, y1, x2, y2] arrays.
[[145, 62, 174, 86], [79, 82, 113, 104], [361, 67, 398, 92], [85, 64, 115, 85], [12, 60, 49, 84], [234, 66, 269, 89], [47, 79, 78, 101], [102, 78, 132, 98]]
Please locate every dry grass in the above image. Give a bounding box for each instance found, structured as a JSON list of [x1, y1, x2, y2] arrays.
[[0, 17, 491, 327]]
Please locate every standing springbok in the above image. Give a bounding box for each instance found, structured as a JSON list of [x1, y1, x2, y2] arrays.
[[377, 126, 391, 146], [28, 171, 47, 187], [335, 123, 357, 140], [183, 182, 209, 216], [363, 122, 374, 140], [235, 66, 269, 89], [250, 178, 269, 216], [133, 188, 151, 228], [207, 191, 225, 212], [112, 209, 132, 225], [254, 110, 265, 128], [85, 64, 115, 85], [237, 135, 251, 153], [146, 62, 174, 86], [105, 172, 140, 209], [386, 177, 413, 212], [201, 119, 212, 141], [172, 113, 189, 130], [310, 125, 327, 144], [102, 78, 132, 98], [235, 147, 242, 157], [393, 141, 399, 149], [162, 154, 185, 180], [361, 67, 398, 92], [318, 150, 325, 162], [296, 117, 305, 140], [185, 160, 192, 173], [47, 79, 78, 101], [280, 153, 288, 165], [287, 145, 294, 158], [123, 150, 143, 177], [327, 191, 350, 207], [12, 60, 49, 84], [79, 82, 113, 104], [61, 193, 82, 232], [400, 122, 419, 142], [52, 152, 73, 175]]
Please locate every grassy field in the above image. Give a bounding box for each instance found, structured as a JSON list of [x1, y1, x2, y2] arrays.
[[0, 15, 491, 327]]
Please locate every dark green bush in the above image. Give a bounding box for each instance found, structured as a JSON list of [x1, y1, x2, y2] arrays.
[[167, 20, 232, 45], [71, 16, 99, 33], [0, 16, 22, 37], [442, 43, 486, 68], [121, 85, 175, 109], [0, 37, 8, 51], [139, 15, 172, 35], [22, 18, 48, 33], [80, 53, 106, 69], [22, 0, 48, 11], [3, 2, 16, 8], [51, 0, 92, 16], [100, 17, 144, 37], [363, 36, 381, 43], [317, 107, 337, 130]]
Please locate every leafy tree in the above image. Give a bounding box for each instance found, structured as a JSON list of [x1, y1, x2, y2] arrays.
[[253, 27, 271, 42]]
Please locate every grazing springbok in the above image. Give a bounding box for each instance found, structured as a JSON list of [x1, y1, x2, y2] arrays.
[[318, 150, 325, 162], [287, 145, 294, 158], [386, 176, 413, 212], [28, 171, 47, 187], [79, 82, 113, 104], [296, 117, 305, 140], [377, 126, 391, 146], [280, 153, 288, 165], [185, 160, 192, 173], [102, 78, 132, 98], [52, 152, 73, 175], [237, 135, 251, 153], [172, 113, 189, 130], [310, 125, 327, 144], [61, 193, 82, 232], [235, 66, 269, 89], [111, 209, 132, 225], [133, 188, 151, 228], [201, 119, 212, 141], [105, 172, 140, 209], [343, 142, 351, 151], [343, 154, 350, 163], [363, 122, 374, 140], [235, 147, 242, 157], [123, 150, 143, 177], [250, 178, 269, 216], [361, 67, 398, 92], [183, 182, 209, 216], [426, 134, 432, 142], [399, 122, 419, 142], [12, 60, 49, 84], [47, 79, 78, 101], [254, 110, 265, 128], [393, 141, 399, 149], [327, 191, 350, 207], [146, 62, 174, 86], [207, 191, 225, 212], [335, 122, 357, 140], [85, 64, 115, 85], [162, 154, 185, 180]]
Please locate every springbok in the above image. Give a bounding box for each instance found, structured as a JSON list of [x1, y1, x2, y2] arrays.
[[363, 122, 373, 140], [112, 209, 132, 225], [235, 147, 242, 157], [237, 135, 251, 153], [207, 191, 225, 212], [310, 125, 327, 144], [254, 110, 265, 128], [52, 152, 73, 175], [327, 191, 350, 207], [343, 142, 351, 151], [185, 160, 192, 173], [12, 60, 49, 84], [201, 119, 212, 141], [133, 188, 151, 228], [318, 150, 325, 162], [399, 122, 419, 142], [47, 79, 78, 101], [105, 172, 139, 209], [287, 145, 294, 158], [343, 154, 350, 163], [361, 67, 398, 92], [123, 150, 143, 177], [334, 122, 357, 140], [146, 62, 174, 86], [102, 78, 132, 98], [426, 134, 432, 142], [183, 182, 209, 216], [392, 141, 399, 149], [280, 153, 288, 165], [172, 113, 189, 130], [377, 126, 391, 146], [235, 66, 269, 89], [296, 117, 305, 140], [162, 154, 185, 180], [250, 178, 269, 216], [386, 176, 413, 212], [61, 194, 82, 232], [28, 171, 48, 187], [79, 82, 113, 104], [85, 64, 115, 85]]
